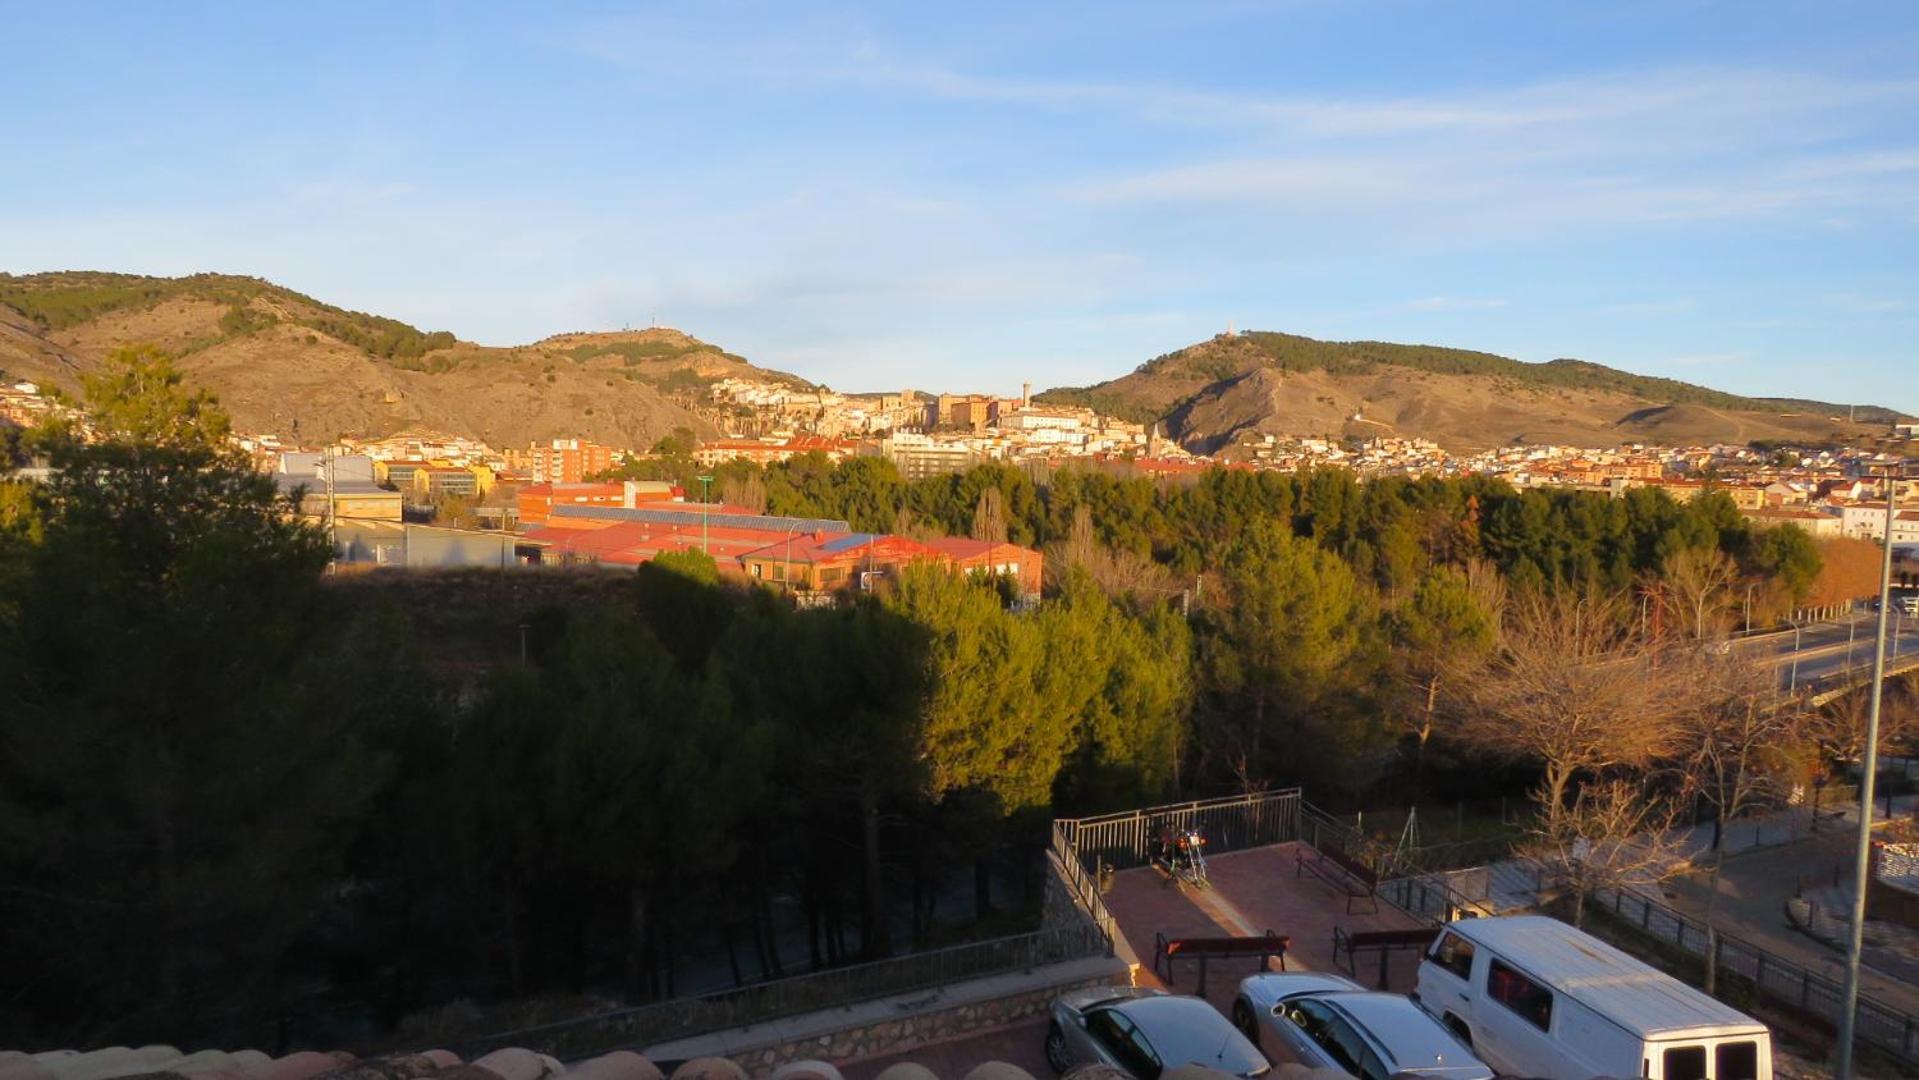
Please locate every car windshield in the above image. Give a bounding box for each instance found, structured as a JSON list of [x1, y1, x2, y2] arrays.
[[1122, 998, 1265, 1077]]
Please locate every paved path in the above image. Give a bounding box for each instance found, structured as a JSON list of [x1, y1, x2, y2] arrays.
[[1660, 833, 1919, 1017]]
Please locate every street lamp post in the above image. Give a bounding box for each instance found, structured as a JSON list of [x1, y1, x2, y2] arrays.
[[697, 474, 714, 555], [1836, 468, 1904, 1079], [1790, 621, 1803, 690], [1744, 582, 1757, 634]]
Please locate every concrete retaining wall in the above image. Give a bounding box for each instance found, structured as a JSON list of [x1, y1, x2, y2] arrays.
[[642, 958, 1128, 1078]]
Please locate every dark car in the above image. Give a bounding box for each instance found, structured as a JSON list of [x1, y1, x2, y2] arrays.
[[1046, 985, 1269, 1079]]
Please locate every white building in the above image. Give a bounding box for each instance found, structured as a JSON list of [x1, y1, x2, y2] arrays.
[[1841, 504, 1919, 543]]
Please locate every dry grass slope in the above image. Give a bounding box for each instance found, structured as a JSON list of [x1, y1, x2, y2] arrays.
[[0, 272, 809, 450]]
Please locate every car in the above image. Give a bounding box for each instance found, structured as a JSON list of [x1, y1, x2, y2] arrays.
[[1045, 985, 1270, 1078], [1232, 972, 1494, 1080]]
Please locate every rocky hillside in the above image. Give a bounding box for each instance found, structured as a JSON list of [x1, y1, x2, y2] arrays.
[[0, 272, 812, 449], [1039, 331, 1901, 453]]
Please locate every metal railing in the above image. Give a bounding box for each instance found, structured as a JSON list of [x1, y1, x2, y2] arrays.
[[1596, 887, 1919, 1069], [1379, 872, 1502, 924], [1056, 789, 1304, 874], [457, 923, 1108, 1061], [1050, 819, 1118, 947]]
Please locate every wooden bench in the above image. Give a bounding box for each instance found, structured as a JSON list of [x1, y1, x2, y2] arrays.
[[1153, 931, 1291, 995], [1332, 926, 1439, 988], [1296, 841, 1379, 914]]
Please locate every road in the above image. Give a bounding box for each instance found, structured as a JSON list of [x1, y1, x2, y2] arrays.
[[1661, 828, 1919, 1019], [1729, 614, 1919, 690]]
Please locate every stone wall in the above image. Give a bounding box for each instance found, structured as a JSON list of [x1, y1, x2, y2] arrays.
[[1039, 852, 1084, 932], [723, 970, 1121, 1078], [1868, 841, 1919, 929]]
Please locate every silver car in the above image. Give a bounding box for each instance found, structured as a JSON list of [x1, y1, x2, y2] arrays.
[[1046, 985, 1270, 1079], [1232, 973, 1493, 1080]]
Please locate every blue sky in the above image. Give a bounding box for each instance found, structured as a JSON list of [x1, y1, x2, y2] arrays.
[[4, 2, 1916, 410]]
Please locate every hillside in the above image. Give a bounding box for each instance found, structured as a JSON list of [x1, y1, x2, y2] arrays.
[[0, 272, 810, 450], [1039, 330, 1902, 453]]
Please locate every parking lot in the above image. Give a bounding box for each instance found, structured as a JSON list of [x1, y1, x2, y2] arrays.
[[845, 841, 1429, 1077]]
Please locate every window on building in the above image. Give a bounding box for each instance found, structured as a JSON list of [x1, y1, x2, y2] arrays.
[[1486, 959, 1553, 1032]]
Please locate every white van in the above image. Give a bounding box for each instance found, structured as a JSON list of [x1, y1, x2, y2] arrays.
[[1413, 915, 1771, 1080]]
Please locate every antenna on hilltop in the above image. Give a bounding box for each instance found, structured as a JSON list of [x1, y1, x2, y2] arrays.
[[1226, 319, 1235, 336]]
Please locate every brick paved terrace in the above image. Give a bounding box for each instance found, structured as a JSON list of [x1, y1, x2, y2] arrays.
[[1103, 842, 1431, 1012]]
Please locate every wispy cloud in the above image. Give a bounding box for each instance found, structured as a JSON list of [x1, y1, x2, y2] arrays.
[[1602, 298, 1696, 315], [1822, 293, 1911, 313], [1402, 296, 1510, 312], [1665, 352, 1747, 367]]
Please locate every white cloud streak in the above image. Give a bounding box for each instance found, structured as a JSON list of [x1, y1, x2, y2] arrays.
[[1402, 296, 1510, 312]]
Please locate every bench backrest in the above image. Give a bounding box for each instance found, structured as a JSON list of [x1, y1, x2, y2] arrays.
[[1162, 934, 1290, 958], [1343, 928, 1438, 949], [1320, 842, 1378, 887]]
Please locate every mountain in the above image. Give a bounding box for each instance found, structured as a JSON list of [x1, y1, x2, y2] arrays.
[[5, 273, 1897, 456], [0, 271, 816, 450], [1037, 330, 1903, 454]]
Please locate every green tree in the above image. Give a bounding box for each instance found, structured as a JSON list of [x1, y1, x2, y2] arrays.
[[1390, 566, 1500, 800], [1199, 520, 1371, 788], [0, 345, 380, 1043]]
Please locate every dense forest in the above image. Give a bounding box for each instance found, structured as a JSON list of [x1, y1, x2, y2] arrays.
[[0, 347, 1845, 1052]]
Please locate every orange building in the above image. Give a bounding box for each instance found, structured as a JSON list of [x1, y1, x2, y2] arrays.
[[919, 537, 1044, 596], [508, 439, 616, 484], [515, 480, 679, 525]]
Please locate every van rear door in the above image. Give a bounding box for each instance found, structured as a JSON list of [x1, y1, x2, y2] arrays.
[[1645, 1036, 1768, 1080]]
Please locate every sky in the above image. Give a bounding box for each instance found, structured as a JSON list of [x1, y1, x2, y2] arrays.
[[3, 1, 1917, 409]]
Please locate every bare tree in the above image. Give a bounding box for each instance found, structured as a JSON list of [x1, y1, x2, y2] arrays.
[[720, 471, 768, 514], [1046, 503, 1178, 599], [971, 487, 1008, 545], [1662, 547, 1741, 640], [1519, 778, 1693, 927], [1460, 591, 1689, 828], [1678, 654, 1813, 991], [1808, 672, 1919, 766]]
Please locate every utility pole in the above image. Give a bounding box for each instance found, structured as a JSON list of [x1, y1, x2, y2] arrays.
[[698, 474, 714, 555], [1836, 468, 1903, 1079], [324, 447, 338, 573]]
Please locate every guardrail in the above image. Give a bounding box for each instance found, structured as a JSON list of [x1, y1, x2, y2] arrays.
[[1594, 887, 1919, 1068], [1056, 790, 1304, 874], [1050, 818, 1118, 949], [457, 924, 1108, 1060]]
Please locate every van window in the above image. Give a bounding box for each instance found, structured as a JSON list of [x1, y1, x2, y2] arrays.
[[1715, 1041, 1758, 1080], [1486, 959, 1554, 1032], [1661, 1045, 1706, 1080], [1431, 931, 1474, 981]]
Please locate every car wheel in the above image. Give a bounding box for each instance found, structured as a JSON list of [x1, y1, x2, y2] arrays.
[[1045, 1021, 1072, 1074], [1231, 1000, 1257, 1039]]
